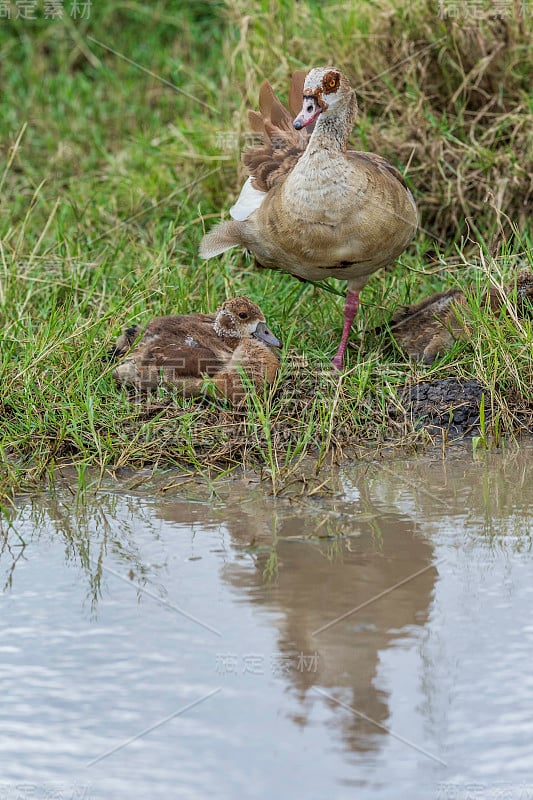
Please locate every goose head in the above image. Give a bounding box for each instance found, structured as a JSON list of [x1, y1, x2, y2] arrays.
[[213, 297, 281, 346], [293, 67, 354, 130]]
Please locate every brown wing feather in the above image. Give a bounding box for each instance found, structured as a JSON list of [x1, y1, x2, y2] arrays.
[[242, 74, 310, 193], [288, 70, 307, 117], [247, 110, 269, 140], [258, 80, 293, 132]]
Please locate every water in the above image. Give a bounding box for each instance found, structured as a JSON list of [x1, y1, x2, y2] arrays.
[[1, 446, 533, 799]]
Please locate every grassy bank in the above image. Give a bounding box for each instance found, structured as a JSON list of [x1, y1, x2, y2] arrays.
[[0, 0, 532, 503]]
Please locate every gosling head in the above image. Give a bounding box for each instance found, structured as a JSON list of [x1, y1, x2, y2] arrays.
[[213, 297, 281, 346]]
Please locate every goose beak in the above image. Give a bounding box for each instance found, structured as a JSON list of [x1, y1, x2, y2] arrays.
[[253, 321, 281, 347], [293, 94, 322, 130]]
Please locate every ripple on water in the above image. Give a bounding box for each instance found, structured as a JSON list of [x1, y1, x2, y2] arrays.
[[1, 445, 533, 799]]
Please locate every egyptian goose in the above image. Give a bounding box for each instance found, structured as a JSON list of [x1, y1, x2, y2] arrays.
[[200, 66, 418, 369], [112, 296, 281, 404], [386, 268, 533, 363]]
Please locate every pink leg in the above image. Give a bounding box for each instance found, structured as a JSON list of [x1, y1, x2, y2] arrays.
[[331, 290, 359, 370]]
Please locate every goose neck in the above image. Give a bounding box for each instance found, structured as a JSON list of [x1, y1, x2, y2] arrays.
[[307, 91, 357, 154]]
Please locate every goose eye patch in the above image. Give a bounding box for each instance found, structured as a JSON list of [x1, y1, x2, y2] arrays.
[[323, 72, 340, 93]]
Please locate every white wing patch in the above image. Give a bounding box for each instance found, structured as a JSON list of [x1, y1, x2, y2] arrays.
[[230, 177, 267, 221]]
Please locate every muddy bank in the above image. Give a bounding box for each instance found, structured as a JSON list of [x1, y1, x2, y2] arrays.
[[392, 378, 533, 438], [120, 372, 533, 476]]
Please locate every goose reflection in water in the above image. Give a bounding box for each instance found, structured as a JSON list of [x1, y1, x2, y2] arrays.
[[155, 474, 437, 758]]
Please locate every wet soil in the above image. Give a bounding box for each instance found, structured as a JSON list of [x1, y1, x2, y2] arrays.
[[393, 377, 533, 437]]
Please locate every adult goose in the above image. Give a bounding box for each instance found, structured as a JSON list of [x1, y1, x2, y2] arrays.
[[112, 297, 281, 404], [200, 66, 418, 369]]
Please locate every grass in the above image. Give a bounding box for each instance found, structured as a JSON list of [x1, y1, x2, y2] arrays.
[[0, 0, 532, 504]]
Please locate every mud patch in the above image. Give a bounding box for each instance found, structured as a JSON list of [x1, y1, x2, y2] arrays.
[[392, 378, 532, 437]]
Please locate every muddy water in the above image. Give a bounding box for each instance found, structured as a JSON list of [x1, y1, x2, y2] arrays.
[[1, 446, 533, 800]]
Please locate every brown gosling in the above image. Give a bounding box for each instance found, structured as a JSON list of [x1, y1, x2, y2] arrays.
[[112, 297, 281, 404], [387, 268, 533, 363]]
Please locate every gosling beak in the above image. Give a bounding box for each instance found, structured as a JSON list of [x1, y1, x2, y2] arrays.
[[293, 94, 322, 130], [253, 321, 281, 347]]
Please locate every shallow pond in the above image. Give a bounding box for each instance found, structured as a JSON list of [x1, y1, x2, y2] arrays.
[[1, 445, 533, 799]]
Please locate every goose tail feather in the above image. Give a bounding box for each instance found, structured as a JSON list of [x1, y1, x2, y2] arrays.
[[199, 220, 243, 259]]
